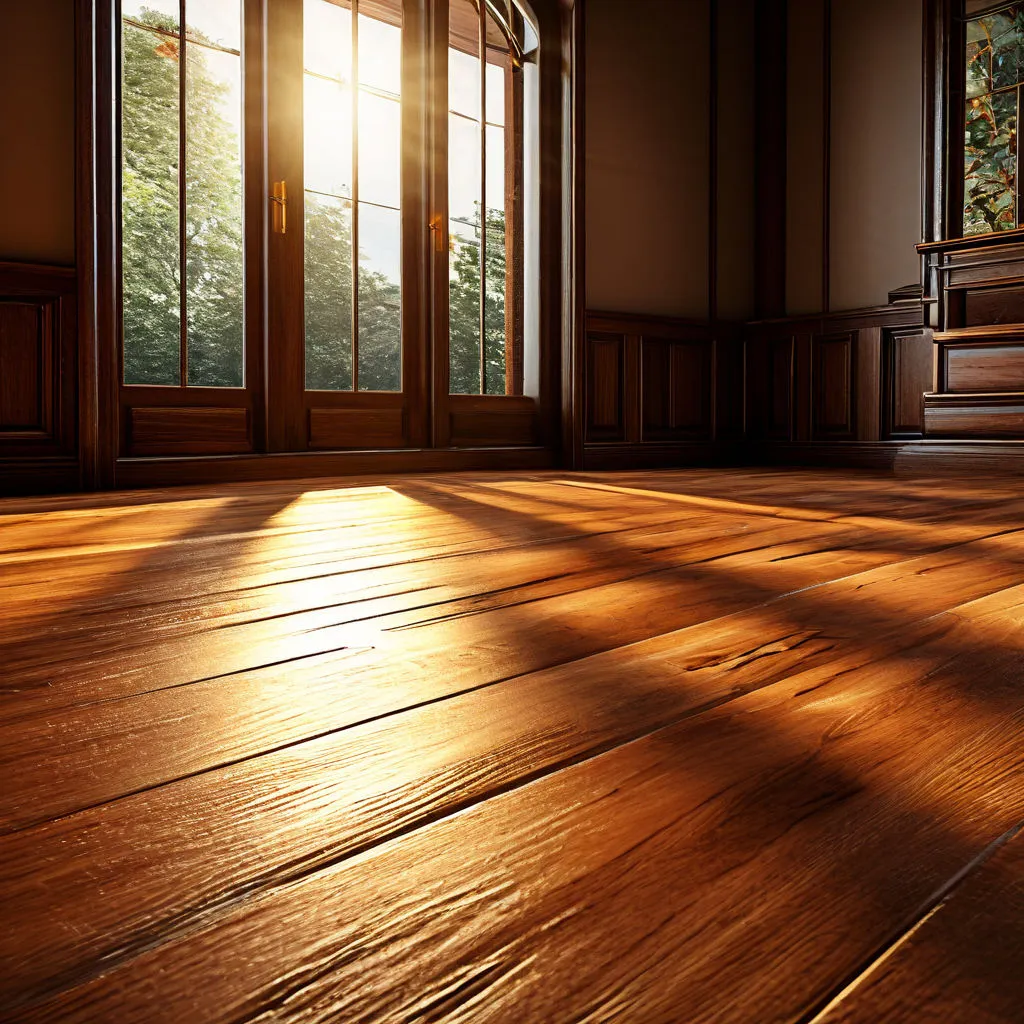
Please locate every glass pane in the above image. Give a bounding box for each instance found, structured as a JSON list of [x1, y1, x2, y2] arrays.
[[484, 122, 506, 394], [358, 91, 401, 209], [449, 225, 481, 395], [486, 60, 506, 126], [449, 113, 481, 229], [122, 22, 181, 385], [967, 9, 1024, 96], [964, 89, 1018, 235], [185, 43, 244, 386], [123, 0, 179, 31], [357, 202, 402, 391], [449, 0, 481, 122], [304, 74, 353, 199], [185, 0, 241, 51], [305, 193, 354, 391], [304, 0, 352, 82], [486, 121, 505, 214], [358, 8, 401, 96]]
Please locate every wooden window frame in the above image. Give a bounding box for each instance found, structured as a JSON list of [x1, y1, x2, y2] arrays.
[[74, 0, 583, 486]]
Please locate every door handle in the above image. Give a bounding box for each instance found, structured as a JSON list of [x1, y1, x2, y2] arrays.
[[270, 181, 288, 234]]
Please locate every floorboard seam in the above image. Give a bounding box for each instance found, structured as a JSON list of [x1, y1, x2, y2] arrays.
[[799, 818, 1024, 1024]]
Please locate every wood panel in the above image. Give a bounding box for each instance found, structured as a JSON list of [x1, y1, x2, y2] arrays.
[[944, 343, 1024, 392], [127, 407, 251, 456], [768, 336, 794, 439], [641, 337, 711, 440], [0, 302, 47, 432], [0, 264, 77, 478], [585, 332, 624, 442], [448, 396, 539, 447], [812, 332, 854, 438], [308, 408, 406, 449], [715, 336, 745, 438], [746, 300, 926, 455], [964, 282, 1024, 325], [923, 392, 1024, 437], [886, 329, 932, 438]]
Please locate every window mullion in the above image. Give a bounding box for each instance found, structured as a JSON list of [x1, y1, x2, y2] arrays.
[[478, 0, 487, 394], [179, 0, 188, 387], [352, 0, 361, 392]]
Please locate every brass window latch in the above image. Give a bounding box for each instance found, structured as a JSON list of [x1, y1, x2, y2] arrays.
[[270, 181, 288, 234], [429, 213, 445, 252]]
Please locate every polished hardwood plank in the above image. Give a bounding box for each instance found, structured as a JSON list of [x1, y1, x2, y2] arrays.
[[817, 824, 1024, 1023], [3, 469, 1024, 1022], [7, 581, 1024, 1021]]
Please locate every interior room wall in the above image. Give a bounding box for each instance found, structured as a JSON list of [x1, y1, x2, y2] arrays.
[[0, 0, 76, 265], [785, 0, 828, 317], [716, 0, 757, 322], [829, 0, 923, 311], [585, 0, 712, 319]]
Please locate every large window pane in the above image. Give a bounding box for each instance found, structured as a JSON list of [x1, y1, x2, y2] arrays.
[[305, 193, 354, 391], [123, 0, 178, 30], [358, 91, 401, 208], [185, 0, 241, 50], [449, 225, 482, 395], [304, 75, 353, 199], [358, 203, 402, 391], [358, 11, 401, 95], [486, 60, 506, 126], [304, 0, 352, 81], [449, 113, 482, 227], [449, 48, 481, 120], [122, 20, 181, 385], [304, 0, 403, 393], [186, 42, 244, 386]]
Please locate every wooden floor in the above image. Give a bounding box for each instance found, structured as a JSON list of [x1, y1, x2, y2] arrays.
[[3, 468, 1024, 1022]]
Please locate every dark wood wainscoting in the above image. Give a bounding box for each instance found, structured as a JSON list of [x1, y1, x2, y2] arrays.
[[0, 263, 79, 495], [744, 301, 931, 468], [582, 311, 744, 470]]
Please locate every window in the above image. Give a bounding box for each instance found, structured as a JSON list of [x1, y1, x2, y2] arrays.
[[303, 0, 403, 393], [964, 3, 1024, 234], [121, 0, 245, 386], [117, 0, 542, 454]]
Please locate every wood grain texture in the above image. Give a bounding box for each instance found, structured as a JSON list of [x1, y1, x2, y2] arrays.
[[817, 825, 1024, 1023], [4, 469, 1024, 1021], [0, 302, 45, 431], [128, 406, 251, 455]]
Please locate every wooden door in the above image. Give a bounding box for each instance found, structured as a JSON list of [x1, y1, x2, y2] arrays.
[[266, 0, 428, 452]]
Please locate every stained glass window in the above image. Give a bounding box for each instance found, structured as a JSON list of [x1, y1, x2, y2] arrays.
[[964, 5, 1024, 235]]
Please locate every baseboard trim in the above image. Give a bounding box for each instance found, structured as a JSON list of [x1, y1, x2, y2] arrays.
[[746, 442, 908, 472], [581, 442, 745, 471], [0, 458, 81, 497], [895, 440, 1024, 476], [114, 446, 557, 490]]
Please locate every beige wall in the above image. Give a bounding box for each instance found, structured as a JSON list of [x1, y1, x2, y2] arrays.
[[0, 0, 76, 265], [785, 0, 828, 316], [829, 0, 922, 311], [585, 0, 711, 319]]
